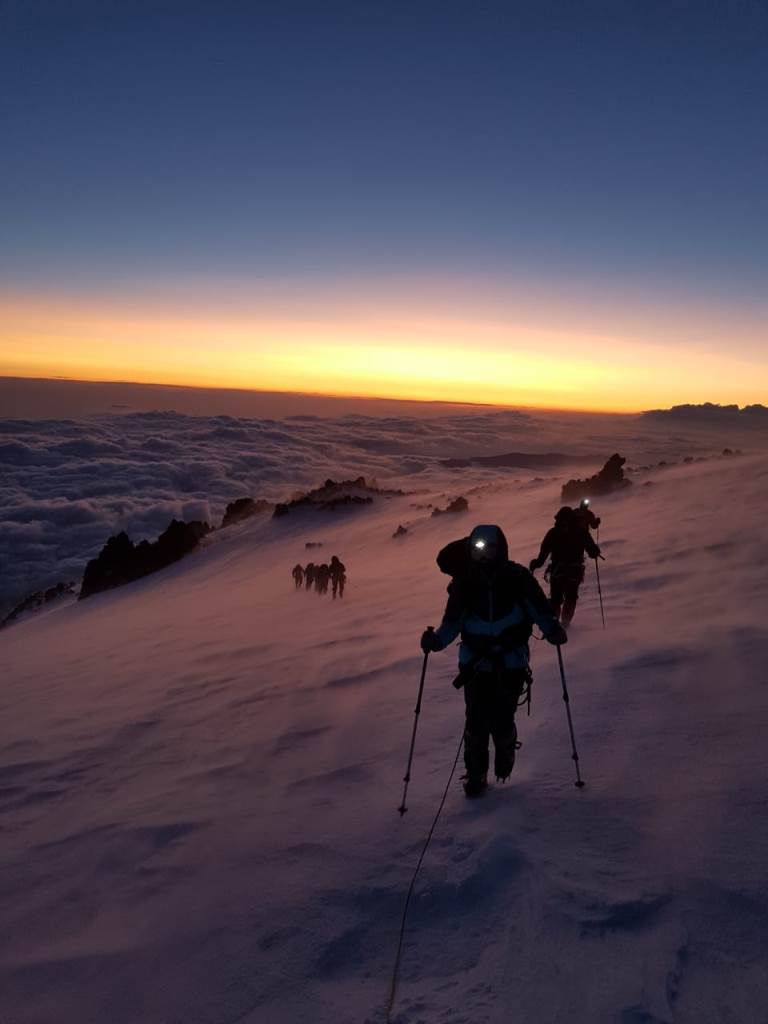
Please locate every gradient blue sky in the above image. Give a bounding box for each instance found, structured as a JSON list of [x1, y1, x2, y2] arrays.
[[1, 0, 767, 408]]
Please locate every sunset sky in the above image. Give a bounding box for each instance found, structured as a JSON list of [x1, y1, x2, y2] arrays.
[[1, 0, 766, 412]]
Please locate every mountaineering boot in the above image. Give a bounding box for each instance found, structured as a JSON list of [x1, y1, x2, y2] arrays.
[[462, 773, 488, 798], [494, 724, 520, 782]]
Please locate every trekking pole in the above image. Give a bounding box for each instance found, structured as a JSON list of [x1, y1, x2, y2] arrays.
[[556, 645, 585, 788], [397, 630, 433, 815], [594, 555, 606, 628]]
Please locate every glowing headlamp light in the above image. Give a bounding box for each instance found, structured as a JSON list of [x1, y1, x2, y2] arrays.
[[474, 539, 486, 549]]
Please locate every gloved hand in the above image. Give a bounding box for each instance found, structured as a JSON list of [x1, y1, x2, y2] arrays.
[[420, 628, 443, 654], [529, 559, 540, 573], [546, 623, 568, 646]]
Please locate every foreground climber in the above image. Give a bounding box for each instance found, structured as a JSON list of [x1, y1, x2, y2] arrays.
[[530, 507, 600, 626], [421, 525, 566, 797]]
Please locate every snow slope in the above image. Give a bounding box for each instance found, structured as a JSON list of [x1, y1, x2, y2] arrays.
[[2, 451, 768, 1024]]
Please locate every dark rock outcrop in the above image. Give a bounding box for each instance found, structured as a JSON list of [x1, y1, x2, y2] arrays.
[[1, 581, 77, 628], [324, 495, 373, 510], [442, 452, 596, 469], [392, 524, 408, 538], [431, 496, 469, 517], [642, 403, 768, 426], [80, 518, 210, 599], [221, 497, 271, 528], [272, 476, 396, 518], [561, 454, 631, 502]]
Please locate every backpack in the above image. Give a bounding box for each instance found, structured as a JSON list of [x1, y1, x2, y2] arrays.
[[436, 536, 472, 578]]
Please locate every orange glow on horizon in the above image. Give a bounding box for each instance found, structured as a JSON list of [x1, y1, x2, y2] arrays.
[[2, 286, 767, 414]]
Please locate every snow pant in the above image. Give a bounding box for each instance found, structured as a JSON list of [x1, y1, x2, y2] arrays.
[[549, 562, 585, 625], [463, 668, 527, 782], [331, 575, 345, 598]]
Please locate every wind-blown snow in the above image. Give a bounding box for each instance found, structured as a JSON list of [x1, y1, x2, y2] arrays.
[[2, 440, 768, 1024], [0, 401, 748, 610]]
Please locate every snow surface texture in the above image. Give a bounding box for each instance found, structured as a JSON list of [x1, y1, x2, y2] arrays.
[[2, 428, 768, 1024], [0, 401, 748, 610]]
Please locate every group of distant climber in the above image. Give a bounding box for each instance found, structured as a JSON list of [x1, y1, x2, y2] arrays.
[[420, 498, 602, 798], [292, 556, 347, 599]]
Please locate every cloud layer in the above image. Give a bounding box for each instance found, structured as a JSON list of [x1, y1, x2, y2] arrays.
[[0, 404, 752, 608], [0, 408, 533, 604]]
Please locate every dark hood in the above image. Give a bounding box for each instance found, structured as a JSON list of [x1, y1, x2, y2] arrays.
[[468, 524, 509, 563]]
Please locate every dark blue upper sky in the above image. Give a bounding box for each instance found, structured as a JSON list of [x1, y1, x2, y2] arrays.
[[1, 0, 767, 303]]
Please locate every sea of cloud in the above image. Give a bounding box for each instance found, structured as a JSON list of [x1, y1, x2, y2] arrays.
[[4, 427, 768, 1023], [0, 404, 757, 610]]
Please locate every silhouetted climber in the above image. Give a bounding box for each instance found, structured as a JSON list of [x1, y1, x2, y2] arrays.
[[316, 563, 330, 595], [573, 497, 601, 533], [292, 564, 304, 589], [329, 556, 346, 599], [422, 525, 566, 798], [529, 507, 600, 627], [304, 563, 316, 590]]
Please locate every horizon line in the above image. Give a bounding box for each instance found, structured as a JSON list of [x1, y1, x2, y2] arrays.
[[1, 372, 646, 417]]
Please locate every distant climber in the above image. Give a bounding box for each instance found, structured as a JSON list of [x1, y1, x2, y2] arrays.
[[529, 507, 600, 627], [292, 564, 304, 589], [315, 563, 330, 595], [572, 497, 600, 533], [329, 556, 346, 599], [421, 525, 566, 798], [304, 563, 316, 590]]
